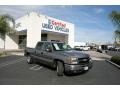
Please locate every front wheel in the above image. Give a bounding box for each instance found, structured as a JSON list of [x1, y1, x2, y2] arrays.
[[27, 56, 33, 64], [57, 61, 64, 76]]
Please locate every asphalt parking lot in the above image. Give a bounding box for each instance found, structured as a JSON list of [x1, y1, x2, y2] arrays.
[[0, 51, 120, 85]]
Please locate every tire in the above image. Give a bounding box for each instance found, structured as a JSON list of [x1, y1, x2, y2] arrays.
[[57, 61, 64, 76], [27, 56, 33, 64]]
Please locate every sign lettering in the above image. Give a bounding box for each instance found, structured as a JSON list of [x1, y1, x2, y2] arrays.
[[42, 19, 69, 33]]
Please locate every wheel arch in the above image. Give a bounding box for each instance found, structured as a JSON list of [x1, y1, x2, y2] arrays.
[[54, 59, 64, 64], [53, 59, 65, 68]]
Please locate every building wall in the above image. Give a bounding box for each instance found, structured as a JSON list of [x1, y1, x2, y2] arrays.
[[0, 33, 18, 49], [40, 12, 74, 47], [5, 34, 18, 49], [15, 12, 75, 48], [15, 14, 30, 31], [0, 33, 4, 49], [26, 12, 42, 48], [16, 12, 42, 48]]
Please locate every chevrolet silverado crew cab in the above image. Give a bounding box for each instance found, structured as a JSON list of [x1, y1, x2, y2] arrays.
[[25, 41, 93, 76]]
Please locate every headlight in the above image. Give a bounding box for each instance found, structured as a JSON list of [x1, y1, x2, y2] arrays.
[[70, 57, 78, 64]]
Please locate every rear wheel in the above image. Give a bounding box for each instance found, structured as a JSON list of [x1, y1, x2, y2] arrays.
[[57, 61, 64, 76], [27, 56, 33, 64]]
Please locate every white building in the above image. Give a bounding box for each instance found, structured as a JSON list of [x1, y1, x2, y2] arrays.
[[0, 12, 75, 49]]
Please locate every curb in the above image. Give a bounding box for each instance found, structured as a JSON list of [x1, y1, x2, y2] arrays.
[[105, 59, 120, 69]]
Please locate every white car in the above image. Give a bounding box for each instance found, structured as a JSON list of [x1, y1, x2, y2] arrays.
[[82, 46, 90, 51], [74, 46, 90, 51]]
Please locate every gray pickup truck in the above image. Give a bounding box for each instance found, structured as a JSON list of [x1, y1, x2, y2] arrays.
[[25, 41, 93, 76]]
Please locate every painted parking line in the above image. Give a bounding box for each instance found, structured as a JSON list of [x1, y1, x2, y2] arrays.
[[29, 65, 43, 71], [0, 57, 25, 68]]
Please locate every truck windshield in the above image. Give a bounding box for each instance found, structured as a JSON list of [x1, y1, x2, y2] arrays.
[[52, 43, 72, 51]]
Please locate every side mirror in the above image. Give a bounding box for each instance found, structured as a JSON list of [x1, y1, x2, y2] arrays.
[[46, 48, 52, 52]]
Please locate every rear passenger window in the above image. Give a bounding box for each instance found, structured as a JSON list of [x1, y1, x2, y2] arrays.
[[36, 42, 44, 50]]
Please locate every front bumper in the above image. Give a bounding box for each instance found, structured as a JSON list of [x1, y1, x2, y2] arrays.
[[64, 62, 92, 74]]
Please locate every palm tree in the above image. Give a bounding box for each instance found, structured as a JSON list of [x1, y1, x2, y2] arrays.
[[0, 14, 15, 49], [109, 11, 120, 45]]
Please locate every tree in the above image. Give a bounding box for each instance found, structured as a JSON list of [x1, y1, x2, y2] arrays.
[[115, 30, 120, 41], [0, 14, 15, 49], [109, 11, 120, 45]]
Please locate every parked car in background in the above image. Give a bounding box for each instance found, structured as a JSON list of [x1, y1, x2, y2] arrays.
[[108, 47, 120, 51], [74, 46, 90, 51], [115, 47, 120, 51], [108, 47, 116, 51], [74, 46, 83, 51], [25, 41, 93, 76], [80, 46, 90, 51], [82, 46, 90, 51], [96, 49, 102, 53]]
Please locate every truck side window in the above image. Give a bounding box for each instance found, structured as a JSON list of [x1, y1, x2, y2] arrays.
[[44, 42, 53, 51], [36, 42, 44, 50]]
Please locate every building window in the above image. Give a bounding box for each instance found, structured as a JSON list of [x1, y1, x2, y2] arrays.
[[41, 34, 47, 41], [18, 35, 26, 49]]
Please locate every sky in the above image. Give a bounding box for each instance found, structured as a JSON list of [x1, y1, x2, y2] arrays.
[[0, 5, 120, 44]]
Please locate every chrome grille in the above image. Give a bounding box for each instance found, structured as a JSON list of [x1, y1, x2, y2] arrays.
[[78, 58, 89, 64]]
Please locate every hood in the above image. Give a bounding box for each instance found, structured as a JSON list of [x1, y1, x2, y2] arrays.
[[56, 50, 90, 58]]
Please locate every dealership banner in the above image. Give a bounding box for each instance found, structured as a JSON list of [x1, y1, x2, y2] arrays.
[[42, 18, 69, 34]]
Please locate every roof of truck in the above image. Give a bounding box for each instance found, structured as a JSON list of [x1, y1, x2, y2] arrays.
[[38, 41, 64, 43]]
